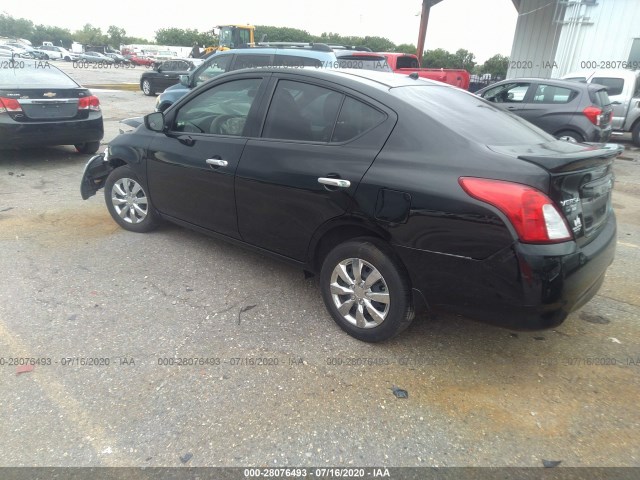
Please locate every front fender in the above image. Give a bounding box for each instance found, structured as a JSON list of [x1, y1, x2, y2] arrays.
[[80, 154, 110, 200]]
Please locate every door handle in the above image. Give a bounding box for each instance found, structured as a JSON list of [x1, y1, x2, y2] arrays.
[[206, 158, 228, 167], [318, 177, 350, 188]]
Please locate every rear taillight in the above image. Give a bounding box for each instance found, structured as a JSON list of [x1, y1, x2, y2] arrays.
[[459, 177, 572, 244], [583, 105, 604, 126], [0, 97, 23, 114], [78, 95, 101, 111]]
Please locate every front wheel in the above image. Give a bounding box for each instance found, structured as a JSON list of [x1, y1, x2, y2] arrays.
[[141, 79, 155, 96], [320, 239, 414, 342], [104, 166, 159, 233]]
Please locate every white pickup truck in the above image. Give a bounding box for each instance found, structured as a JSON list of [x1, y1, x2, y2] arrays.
[[563, 69, 640, 146]]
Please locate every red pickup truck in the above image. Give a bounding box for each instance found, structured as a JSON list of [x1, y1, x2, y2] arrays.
[[379, 52, 470, 90]]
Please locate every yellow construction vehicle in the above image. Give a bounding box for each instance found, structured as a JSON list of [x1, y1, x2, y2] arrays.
[[203, 25, 255, 55]]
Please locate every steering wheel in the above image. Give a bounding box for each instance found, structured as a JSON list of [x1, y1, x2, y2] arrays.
[[209, 114, 237, 134]]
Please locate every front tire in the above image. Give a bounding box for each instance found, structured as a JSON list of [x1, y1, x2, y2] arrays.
[[104, 166, 159, 233], [141, 79, 155, 96], [320, 239, 414, 342]]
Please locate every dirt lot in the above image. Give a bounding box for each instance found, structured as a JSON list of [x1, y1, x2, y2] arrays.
[[0, 63, 639, 470]]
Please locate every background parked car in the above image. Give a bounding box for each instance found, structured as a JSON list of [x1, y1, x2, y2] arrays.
[[155, 45, 337, 111], [139, 59, 200, 96], [563, 69, 640, 146], [0, 45, 29, 58], [37, 45, 77, 61], [476, 77, 613, 142], [82, 69, 620, 342], [76, 51, 115, 64], [125, 54, 155, 67], [0, 59, 103, 153], [105, 52, 131, 64]]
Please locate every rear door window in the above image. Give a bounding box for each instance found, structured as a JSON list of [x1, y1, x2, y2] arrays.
[[332, 97, 386, 142], [591, 77, 624, 96], [531, 84, 577, 104], [262, 80, 344, 142]]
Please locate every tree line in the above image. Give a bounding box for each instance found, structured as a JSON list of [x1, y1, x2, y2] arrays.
[[0, 14, 508, 77]]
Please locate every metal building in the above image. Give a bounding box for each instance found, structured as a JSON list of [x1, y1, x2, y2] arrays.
[[508, 0, 640, 79]]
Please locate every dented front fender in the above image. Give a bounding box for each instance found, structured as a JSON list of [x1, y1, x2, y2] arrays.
[[80, 153, 112, 200]]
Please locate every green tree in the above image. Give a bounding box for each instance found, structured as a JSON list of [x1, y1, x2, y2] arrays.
[[422, 48, 456, 68], [479, 54, 509, 79], [453, 48, 476, 71], [32, 24, 73, 47], [395, 43, 418, 55], [107, 25, 126, 47], [155, 27, 216, 46], [74, 24, 107, 45], [254, 25, 312, 43], [0, 14, 34, 39]]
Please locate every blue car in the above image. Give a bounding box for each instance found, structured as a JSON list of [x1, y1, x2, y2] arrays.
[[155, 44, 337, 112]]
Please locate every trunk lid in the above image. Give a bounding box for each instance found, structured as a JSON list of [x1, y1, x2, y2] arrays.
[[491, 141, 622, 247], [0, 88, 90, 121]]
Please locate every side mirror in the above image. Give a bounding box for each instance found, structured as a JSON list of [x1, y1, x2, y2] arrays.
[[179, 74, 190, 87], [144, 112, 165, 132]]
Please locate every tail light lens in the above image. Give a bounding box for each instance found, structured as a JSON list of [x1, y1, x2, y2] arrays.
[[78, 95, 101, 111], [583, 105, 604, 126], [459, 177, 572, 244], [0, 97, 23, 114]]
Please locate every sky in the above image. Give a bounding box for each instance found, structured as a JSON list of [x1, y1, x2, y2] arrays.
[[2, 0, 518, 63]]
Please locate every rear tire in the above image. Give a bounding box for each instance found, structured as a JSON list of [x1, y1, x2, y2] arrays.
[[320, 238, 414, 342], [632, 121, 640, 147], [75, 141, 100, 154], [104, 166, 159, 233], [556, 130, 584, 143]]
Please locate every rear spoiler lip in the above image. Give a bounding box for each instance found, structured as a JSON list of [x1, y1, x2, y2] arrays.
[[516, 143, 624, 174]]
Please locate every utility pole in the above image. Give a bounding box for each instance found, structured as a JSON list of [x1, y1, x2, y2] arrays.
[[416, 0, 432, 67]]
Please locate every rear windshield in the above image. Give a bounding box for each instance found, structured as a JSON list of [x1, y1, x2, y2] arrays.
[[396, 56, 420, 69], [591, 77, 624, 96], [393, 85, 554, 146], [337, 56, 392, 72], [0, 61, 78, 88]]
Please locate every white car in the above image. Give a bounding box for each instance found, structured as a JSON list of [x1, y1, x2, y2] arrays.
[[0, 45, 29, 58], [36, 45, 78, 61]]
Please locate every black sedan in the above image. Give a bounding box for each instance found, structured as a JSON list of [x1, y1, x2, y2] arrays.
[[1, 59, 103, 153], [139, 59, 199, 96], [81, 68, 620, 342]]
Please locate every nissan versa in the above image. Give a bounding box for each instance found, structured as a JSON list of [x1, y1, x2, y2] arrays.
[[81, 68, 621, 342]]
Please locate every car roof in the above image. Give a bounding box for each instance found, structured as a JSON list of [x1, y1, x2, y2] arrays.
[[213, 47, 335, 60], [234, 67, 445, 90], [563, 69, 640, 81], [493, 77, 592, 87]]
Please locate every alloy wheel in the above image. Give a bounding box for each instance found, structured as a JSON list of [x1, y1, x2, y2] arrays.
[[330, 258, 390, 328], [111, 178, 148, 224]]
